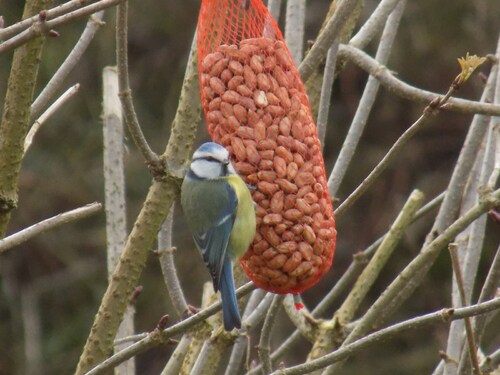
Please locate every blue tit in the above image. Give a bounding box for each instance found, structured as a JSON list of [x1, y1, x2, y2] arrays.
[[181, 142, 256, 330]]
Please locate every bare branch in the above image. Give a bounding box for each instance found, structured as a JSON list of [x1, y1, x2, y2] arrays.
[[328, 0, 405, 196], [336, 189, 423, 325], [337, 44, 500, 116], [325, 187, 500, 373], [265, 191, 444, 368], [160, 334, 193, 375], [116, 3, 161, 172], [157, 206, 189, 318], [74, 28, 201, 374], [0, 0, 55, 236], [448, 245, 482, 375], [102, 66, 136, 375], [225, 289, 267, 375], [83, 282, 256, 375], [259, 294, 285, 374], [335, 58, 491, 218], [316, 40, 340, 148], [0, 0, 98, 40], [0, 202, 102, 253], [0, 0, 127, 54], [282, 294, 317, 342], [269, 298, 500, 375], [298, 0, 360, 81], [31, 11, 104, 120], [24, 83, 80, 152], [349, 0, 403, 49]]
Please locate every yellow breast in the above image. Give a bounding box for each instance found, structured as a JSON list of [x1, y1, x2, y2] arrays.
[[227, 175, 256, 258]]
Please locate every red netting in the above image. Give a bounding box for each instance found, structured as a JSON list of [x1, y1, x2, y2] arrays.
[[197, 0, 336, 294]]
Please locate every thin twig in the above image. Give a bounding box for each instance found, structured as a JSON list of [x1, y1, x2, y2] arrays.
[[349, 0, 403, 49], [0, 203, 102, 253], [443, 128, 486, 375], [452, 109, 499, 375], [298, 0, 360, 81], [448, 245, 482, 375], [335, 66, 485, 218], [0, 0, 97, 40], [30, 11, 104, 120], [316, 40, 340, 148], [269, 298, 500, 375], [157, 206, 189, 318], [24, 83, 80, 152], [259, 295, 285, 374], [328, 0, 405, 196], [116, 2, 161, 172], [0, 0, 127, 54], [83, 282, 256, 375], [337, 44, 500, 116]]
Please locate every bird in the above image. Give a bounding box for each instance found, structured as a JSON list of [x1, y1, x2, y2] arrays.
[[181, 142, 256, 330]]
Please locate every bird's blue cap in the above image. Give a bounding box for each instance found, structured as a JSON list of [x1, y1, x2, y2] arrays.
[[196, 142, 225, 153]]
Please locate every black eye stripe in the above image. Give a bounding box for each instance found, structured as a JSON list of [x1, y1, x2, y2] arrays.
[[198, 156, 219, 162]]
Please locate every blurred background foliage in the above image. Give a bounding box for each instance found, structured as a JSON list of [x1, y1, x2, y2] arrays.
[[0, 0, 499, 374]]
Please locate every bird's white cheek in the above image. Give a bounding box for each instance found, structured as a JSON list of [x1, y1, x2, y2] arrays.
[[191, 159, 221, 179]]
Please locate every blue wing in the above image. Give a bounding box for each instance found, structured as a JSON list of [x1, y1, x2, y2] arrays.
[[191, 183, 238, 292]]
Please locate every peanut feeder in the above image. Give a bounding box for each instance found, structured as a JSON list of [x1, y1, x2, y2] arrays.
[[197, 0, 336, 294]]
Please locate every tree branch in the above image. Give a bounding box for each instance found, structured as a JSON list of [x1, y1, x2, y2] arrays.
[[116, 2, 161, 173], [25, 83, 80, 152], [270, 298, 500, 375], [0, 0, 55, 237], [74, 29, 201, 374], [327, 0, 405, 196], [0, 0, 98, 40], [259, 294, 285, 374], [298, 0, 360, 81], [0, 202, 102, 253], [338, 44, 500, 116], [102, 65, 136, 375], [83, 282, 256, 375], [30, 11, 104, 120], [325, 187, 500, 373], [0, 0, 127, 54]]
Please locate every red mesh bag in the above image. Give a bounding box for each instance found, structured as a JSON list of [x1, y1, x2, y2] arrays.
[[197, 0, 336, 294]]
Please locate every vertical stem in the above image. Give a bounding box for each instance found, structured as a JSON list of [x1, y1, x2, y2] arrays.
[[327, 0, 406, 197], [158, 206, 189, 318], [0, 0, 55, 236], [102, 66, 136, 375], [448, 246, 482, 375], [316, 40, 340, 148], [259, 294, 285, 374], [267, 0, 282, 21], [116, 2, 160, 169], [284, 0, 306, 64]]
